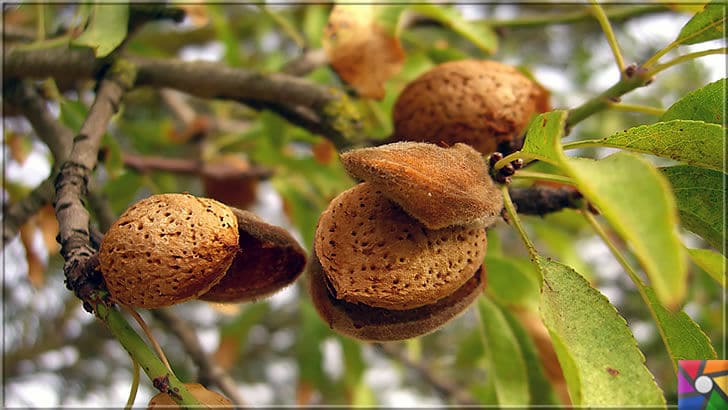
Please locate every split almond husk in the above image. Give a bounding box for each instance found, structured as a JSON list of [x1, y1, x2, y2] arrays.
[[392, 59, 550, 155], [308, 248, 486, 341], [314, 183, 487, 311], [148, 383, 233, 409], [341, 142, 503, 229], [200, 208, 306, 303], [99, 193, 239, 309]]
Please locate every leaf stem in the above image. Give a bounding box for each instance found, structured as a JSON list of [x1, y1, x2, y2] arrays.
[[590, 1, 626, 73], [567, 73, 650, 128], [501, 185, 539, 264], [98, 301, 202, 407], [121, 303, 172, 372], [513, 171, 575, 186], [647, 47, 727, 76], [494, 151, 542, 170], [125, 359, 140, 410], [562, 140, 604, 151], [607, 102, 665, 116]]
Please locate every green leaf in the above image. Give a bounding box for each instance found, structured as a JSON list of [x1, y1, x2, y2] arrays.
[[594, 120, 725, 172], [539, 258, 666, 407], [71, 4, 129, 57], [643, 285, 716, 366], [500, 308, 560, 405], [661, 78, 726, 125], [410, 4, 498, 54], [687, 248, 727, 287], [103, 171, 142, 216], [59, 99, 88, 132], [520, 110, 569, 166], [661, 165, 727, 253], [485, 255, 540, 310], [477, 296, 530, 405], [565, 152, 687, 309], [675, 0, 727, 45]]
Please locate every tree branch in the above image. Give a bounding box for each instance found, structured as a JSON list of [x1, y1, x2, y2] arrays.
[[508, 185, 586, 216], [374, 343, 478, 406], [151, 308, 246, 407], [5, 47, 364, 149], [121, 152, 273, 180], [2, 178, 55, 247]]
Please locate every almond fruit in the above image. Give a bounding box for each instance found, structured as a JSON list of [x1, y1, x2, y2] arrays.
[[148, 383, 233, 409], [99, 193, 239, 308], [392, 59, 550, 155], [200, 208, 306, 303], [341, 142, 503, 229], [314, 183, 486, 311], [308, 248, 486, 341]]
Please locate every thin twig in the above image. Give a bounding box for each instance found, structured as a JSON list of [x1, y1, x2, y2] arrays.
[[484, 4, 666, 29], [151, 308, 247, 407], [2, 178, 54, 247], [375, 343, 478, 405], [590, 1, 626, 74], [281, 48, 328, 76], [122, 152, 273, 179]]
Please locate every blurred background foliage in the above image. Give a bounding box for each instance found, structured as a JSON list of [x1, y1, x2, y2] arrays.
[[2, 2, 724, 407]]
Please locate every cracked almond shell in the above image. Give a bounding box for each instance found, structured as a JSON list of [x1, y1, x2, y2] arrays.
[[99, 193, 239, 308], [308, 248, 486, 341], [392, 59, 549, 155], [341, 141, 503, 229], [200, 208, 307, 303], [314, 182, 487, 311]]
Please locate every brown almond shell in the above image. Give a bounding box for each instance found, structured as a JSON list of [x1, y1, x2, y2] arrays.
[[308, 249, 486, 341], [314, 182, 486, 310], [341, 142, 503, 229], [199, 208, 306, 303], [392, 59, 549, 155], [99, 193, 239, 309]]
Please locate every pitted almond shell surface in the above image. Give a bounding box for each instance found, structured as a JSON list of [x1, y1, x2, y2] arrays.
[[148, 383, 233, 409], [392, 59, 549, 155], [314, 183, 487, 310], [341, 142, 503, 229], [308, 249, 486, 341], [200, 208, 307, 303], [99, 193, 239, 308]]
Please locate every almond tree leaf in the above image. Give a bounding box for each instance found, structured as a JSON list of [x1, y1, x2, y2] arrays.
[[477, 296, 530, 405], [520, 110, 569, 166], [36, 205, 59, 254], [485, 255, 540, 310], [594, 120, 725, 172], [71, 4, 129, 57], [19, 219, 45, 288], [322, 5, 405, 99], [565, 153, 687, 310], [661, 78, 726, 125], [539, 258, 666, 407], [687, 248, 727, 287], [642, 285, 716, 367], [410, 4, 498, 54], [661, 165, 726, 253], [675, 0, 726, 45], [501, 307, 560, 405]]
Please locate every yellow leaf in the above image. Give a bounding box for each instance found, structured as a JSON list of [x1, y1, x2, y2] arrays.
[[322, 5, 404, 100]]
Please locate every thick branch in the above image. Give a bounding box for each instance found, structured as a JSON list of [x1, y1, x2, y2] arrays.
[[151, 309, 246, 407], [508, 185, 584, 216], [375, 343, 478, 405], [5, 48, 364, 149]]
